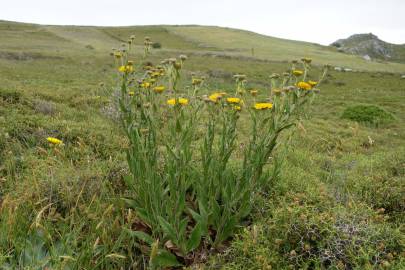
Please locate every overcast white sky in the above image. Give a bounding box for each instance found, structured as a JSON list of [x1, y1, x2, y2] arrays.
[[1, 0, 405, 45]]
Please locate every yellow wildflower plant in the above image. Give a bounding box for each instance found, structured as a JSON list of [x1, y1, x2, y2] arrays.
[[153, 86, 165, 93], [47, 137, 63, 145], [128, 91, 135, 96], [226, 97, 242, 104], [253, 103, 273, 110], [308, 80, 318, 87], [297, 81, 312, 90], [167, 98, 189, 106], [233, 105, 242, 111], [292, 70, 304, 76]]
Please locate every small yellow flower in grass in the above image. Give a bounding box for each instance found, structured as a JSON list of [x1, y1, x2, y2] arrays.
[[292, 70, 304, 76], [226, 97, 242, 104], [250, 90, 258, 96], [297, 81, 312, 90], [153, 86, 165, 93], [118, 65, 134, 73], [234, 105, 242, 111], [47, 137, 63, 145], [167, 98, 189, 106], [128, 91, 135, 96], [253, 103, 273, 110], [308, 80, 318, 87]]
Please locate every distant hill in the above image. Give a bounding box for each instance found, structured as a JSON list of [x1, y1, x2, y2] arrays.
[[1, 20, 405, 72], [331, 33, 405, 63]]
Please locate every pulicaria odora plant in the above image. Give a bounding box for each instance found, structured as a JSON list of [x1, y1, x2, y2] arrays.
[[112, 38, 329, 267]]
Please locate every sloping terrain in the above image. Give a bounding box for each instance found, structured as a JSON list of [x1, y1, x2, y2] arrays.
[[0, 20, 404, 269], [2, 20, 405, 72]]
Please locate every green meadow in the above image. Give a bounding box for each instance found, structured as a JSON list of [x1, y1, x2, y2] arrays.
[[0, 20, 404, 269]]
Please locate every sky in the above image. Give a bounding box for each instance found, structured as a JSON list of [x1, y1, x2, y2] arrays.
[[1, 0, 405, 45]]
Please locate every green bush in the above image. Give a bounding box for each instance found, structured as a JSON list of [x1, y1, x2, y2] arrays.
[[151, 42, 161, 49], [342, 104, 394, 126]]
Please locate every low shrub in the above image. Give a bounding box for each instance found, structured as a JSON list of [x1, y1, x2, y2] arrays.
[[151, 42, 161, 49], [214, 203, 405, 269], [342, 104, 394, 126]]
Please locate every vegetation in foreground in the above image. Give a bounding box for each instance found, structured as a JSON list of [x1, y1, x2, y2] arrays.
[[0, 21, 404, 269]]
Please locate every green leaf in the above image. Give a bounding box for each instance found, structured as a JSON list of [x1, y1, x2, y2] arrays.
[[216, 216, 237, 245], [122, 175, 134, 188], [157, 216, 177, 241], [121, 198, 137, 209], [212, 200, 221, 227], [179, 217, 188, 237], [125, 229, 153, 245], [188, 208, 202, 223], [176, 118, 182, 132], [152, 249, 181, 267], [186, 223, 202, 252]]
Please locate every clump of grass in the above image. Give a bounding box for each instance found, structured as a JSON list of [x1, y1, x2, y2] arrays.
[[33, 99, 56, 116], [341, 104, 394, 126], [213, 202, 405, 269], [0, 88, 22, 104]]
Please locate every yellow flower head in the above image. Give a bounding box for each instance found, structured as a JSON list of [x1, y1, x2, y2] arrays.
[[192, 78, 203, 86], [292, 70, 304, 76], [153, 86, 165, 93], [308, 80, 318, 87], [208, 92, 225, 103], [233, 105, 242, 111], [118, 65, 134, 73], [297, 81, 312, 90], [253, 103, 273, 110], [250, 90, 258, 96], [151, 72, 161, 78], [226, 97, 242, 104], [167, 98, 189, 106], [128, 91, 135, 96], [47, 137, 63, 145], [272, 88, 282, 96], [140, 82, 151, 89]]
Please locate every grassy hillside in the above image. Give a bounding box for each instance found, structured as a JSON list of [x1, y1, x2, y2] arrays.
[[0, 20, 404, 269]]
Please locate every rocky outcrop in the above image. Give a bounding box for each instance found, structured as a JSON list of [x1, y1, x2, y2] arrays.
[[331, 33, 403, 61]]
